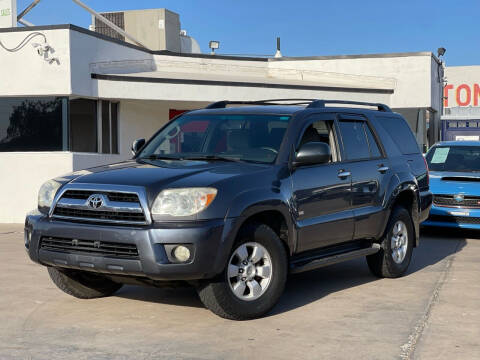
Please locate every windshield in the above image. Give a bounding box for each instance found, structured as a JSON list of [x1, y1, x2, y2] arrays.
[[426, 145, 480, 172], [137, 114, 291, 164]]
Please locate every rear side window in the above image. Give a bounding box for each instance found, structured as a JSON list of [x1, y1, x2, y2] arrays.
[[338, 120, 370, 160], [377, 116, 420, 154]]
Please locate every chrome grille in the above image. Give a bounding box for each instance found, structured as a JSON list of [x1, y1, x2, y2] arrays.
[[51, 185, 149, 225], [40, 236, 139, 259], [62, 190, 139, 203], [433, 194, 480, 208]]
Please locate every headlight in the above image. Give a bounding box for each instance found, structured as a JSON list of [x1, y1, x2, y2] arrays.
[[152, 188, 217, 217], [38, 180, 62, 210]]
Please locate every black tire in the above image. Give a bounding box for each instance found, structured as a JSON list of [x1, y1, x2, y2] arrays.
[[367, 206, 414, 278], [197, 223, 288, 320], [47, 267, 123, 299]]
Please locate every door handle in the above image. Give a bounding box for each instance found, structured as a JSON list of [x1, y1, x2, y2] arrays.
[[377, 165, 389, 174], [337, 171, 351, 179]]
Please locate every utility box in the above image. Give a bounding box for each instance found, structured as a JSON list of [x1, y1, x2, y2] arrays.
[[0, 0, 17, 28], [93, 8, 181, 52]]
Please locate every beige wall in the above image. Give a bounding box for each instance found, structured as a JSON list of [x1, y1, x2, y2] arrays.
[[123, 8, 181, 52], [0, 152, 124, 223], [0, 29, 71, 97], [270, 54, 439, 111]]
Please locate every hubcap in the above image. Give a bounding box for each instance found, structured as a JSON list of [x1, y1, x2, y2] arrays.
[[391, 220, 408, 264], [227, 242, 273, 301]]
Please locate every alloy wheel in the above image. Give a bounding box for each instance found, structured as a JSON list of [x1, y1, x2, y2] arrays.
[[227, 242, 273, 301]]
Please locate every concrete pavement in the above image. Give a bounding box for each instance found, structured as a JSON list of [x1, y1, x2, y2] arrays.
[[0, 224, 478, 360]]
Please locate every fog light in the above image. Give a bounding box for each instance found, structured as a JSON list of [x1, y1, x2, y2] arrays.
[[173, 246, 191, 262]]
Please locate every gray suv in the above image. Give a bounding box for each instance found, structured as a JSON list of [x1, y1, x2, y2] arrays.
[[25, 99, 432, 320]]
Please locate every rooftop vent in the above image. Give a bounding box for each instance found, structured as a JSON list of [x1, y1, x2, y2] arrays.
[[91, 8, 200, 53]]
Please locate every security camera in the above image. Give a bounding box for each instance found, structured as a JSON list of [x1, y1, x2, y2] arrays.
[[32, 42, 50, 57]]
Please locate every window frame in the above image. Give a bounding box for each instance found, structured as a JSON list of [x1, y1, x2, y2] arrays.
[[99, 100, 119, 155], [295, 114, 341, 164]]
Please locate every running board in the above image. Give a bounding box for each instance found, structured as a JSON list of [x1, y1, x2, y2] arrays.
[[290, 243, 381, 274]]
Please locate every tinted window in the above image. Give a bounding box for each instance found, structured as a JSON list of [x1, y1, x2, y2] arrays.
[[365, 125, 382, 158], [70, 99, 97, 153], [378, 116, 420, 154], [0, 97, 63, 151], [111, 102, 118, 154], [339, 120, 370, 160], [138, 114, 291, 164], [100, 101, 119, 154], [426, 145, 480, 172], [101, 100, 110, 153]]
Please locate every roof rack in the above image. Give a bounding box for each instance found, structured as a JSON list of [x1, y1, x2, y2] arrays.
[[205, 99, 392, 112], [306, 100, 391, 112], [205, 99, 317, 109]]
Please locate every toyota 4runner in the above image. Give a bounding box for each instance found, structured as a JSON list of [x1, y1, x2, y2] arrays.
[[25, 99, 432, 320]]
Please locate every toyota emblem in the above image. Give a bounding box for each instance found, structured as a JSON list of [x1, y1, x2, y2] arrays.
[[87, 194, 105, 209]]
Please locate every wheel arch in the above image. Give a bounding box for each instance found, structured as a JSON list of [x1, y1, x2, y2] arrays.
[[389, 184, 420, 247]]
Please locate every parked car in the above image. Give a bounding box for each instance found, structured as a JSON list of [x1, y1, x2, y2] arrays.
[[24, 99, 432, 320], [423, 141, 480, 229]]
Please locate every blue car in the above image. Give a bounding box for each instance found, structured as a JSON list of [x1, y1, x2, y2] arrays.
[[423, 141, 480, 229]]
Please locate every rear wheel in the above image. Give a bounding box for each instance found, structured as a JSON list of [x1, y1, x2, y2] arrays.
[[47, 267, 123, 299], [197, 223, 287, 320], [367, 206, 414, 278]]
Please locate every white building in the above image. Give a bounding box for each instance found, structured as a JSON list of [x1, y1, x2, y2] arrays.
[[0, 8, 443, 223]]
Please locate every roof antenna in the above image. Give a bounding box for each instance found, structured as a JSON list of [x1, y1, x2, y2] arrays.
[[274, 37, 282, 58]]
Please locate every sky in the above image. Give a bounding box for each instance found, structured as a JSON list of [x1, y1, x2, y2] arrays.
[[14, 0, 480, 66]]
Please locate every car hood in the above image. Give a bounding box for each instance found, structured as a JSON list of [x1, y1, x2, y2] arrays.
[[59, 159, 270, 189], [429, 171, 480, 195]]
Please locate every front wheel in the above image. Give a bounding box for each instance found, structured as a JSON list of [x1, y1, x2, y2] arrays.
[[367, 206, 414, 278], [197, 223, 287, 320]]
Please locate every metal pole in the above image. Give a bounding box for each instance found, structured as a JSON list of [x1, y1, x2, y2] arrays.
[[71, 0, 150, 50], [17, 0, 41, 21], [18, 19, 35, 27]]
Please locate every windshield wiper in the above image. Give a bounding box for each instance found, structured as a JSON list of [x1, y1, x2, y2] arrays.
[[182, 155, 243, 163], [137, 154, 183, 161]]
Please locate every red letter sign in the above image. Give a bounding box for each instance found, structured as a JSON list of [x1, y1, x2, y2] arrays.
[[474, 84, 480, 106], [456, 84, 471, 106]]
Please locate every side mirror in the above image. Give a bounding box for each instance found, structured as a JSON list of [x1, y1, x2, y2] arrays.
[[131, 138, 146, 155], [293, 142, 331, 167]]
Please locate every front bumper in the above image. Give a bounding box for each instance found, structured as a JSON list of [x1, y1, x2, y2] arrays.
[[422, 204, 480, 230], [419, 190, 433, 223], [24, 214, 239, 281]]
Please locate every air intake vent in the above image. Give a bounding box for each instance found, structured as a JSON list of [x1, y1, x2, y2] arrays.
[[40, 236, 139, 259], [441, 177, 480, 182], [95, 12, 125, 41]]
